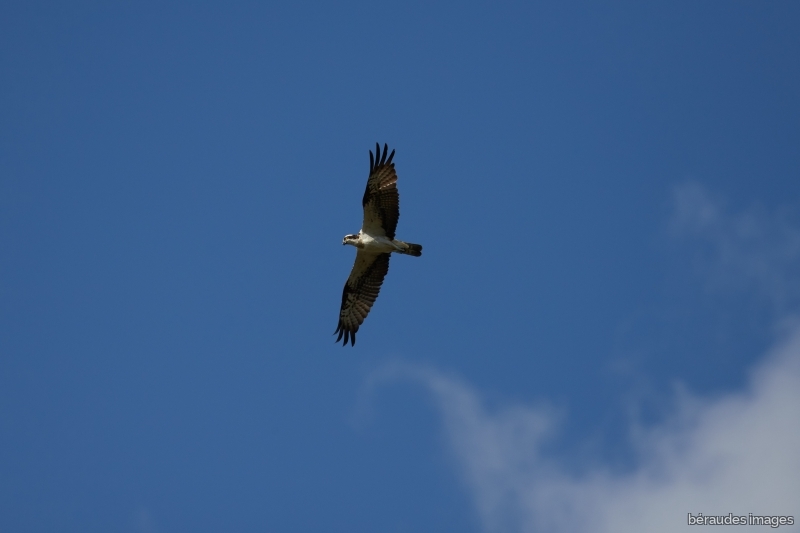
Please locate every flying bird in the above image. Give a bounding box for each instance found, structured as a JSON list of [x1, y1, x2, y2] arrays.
[[335, 143, 423, 346]]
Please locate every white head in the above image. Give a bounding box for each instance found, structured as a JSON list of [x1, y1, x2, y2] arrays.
[[342, 234, 359, 247]]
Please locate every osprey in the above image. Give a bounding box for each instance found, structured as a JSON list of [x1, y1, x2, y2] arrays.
[[335, 143, 422, 346]]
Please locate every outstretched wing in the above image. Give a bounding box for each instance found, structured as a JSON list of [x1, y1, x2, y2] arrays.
[[362, 143, 399, 239], [335, 251, 391, 346]]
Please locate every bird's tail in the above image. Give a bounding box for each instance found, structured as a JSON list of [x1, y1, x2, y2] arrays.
[[396, 241, 423, 257]]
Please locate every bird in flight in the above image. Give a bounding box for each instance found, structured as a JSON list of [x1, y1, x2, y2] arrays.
[[335, 143, 423, 346]]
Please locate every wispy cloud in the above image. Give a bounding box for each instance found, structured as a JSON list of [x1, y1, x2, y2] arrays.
[[126, 507, 160, 533], [671, 183, 800, 311], [367, 186, 800, 532], [393, 326, 800, 533]]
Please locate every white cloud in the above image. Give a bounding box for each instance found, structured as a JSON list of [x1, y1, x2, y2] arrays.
[[390, 325, 800, 533]]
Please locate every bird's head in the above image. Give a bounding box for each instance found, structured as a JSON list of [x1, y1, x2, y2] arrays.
[[342, 234, 359, 246]]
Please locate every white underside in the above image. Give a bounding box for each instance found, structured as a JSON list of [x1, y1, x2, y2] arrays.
[[359, 231, 402, 253]]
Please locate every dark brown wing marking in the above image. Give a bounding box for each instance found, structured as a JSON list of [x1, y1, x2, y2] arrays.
[[362, 143, 399, 240], [335, 252, 391, 346]]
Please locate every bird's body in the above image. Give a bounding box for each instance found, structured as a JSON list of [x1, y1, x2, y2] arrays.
[[344, 231, 420, 255], [335, 144, 422, 346]]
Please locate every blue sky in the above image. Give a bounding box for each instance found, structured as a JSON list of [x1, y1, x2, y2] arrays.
[[1, 2, 799, 532]]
